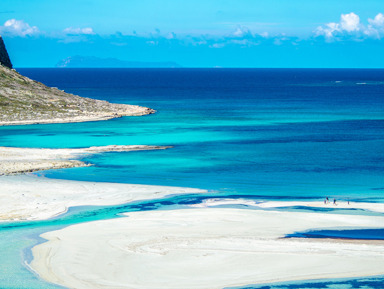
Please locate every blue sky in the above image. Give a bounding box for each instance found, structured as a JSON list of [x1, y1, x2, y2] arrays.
[[1, 0, 384, 67]]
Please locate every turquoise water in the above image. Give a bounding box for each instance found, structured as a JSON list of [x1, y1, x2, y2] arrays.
[[1, 68, 384, 288], [3, 69, 384, 200]]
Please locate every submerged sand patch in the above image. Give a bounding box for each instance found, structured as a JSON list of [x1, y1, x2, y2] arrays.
[[30, 208, 384, 289]]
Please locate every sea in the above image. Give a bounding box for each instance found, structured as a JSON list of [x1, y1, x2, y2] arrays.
[[0, 68, 384, 288]]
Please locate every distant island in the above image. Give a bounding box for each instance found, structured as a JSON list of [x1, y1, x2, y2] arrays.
[[0, 36, 154, 126], [56, 55, 181, 68]]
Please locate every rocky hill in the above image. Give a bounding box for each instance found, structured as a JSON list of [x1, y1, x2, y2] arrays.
[[0, 37, 154, 126]]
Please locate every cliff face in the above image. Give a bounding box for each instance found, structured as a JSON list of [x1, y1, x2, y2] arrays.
[[0, 36, 12, 69]]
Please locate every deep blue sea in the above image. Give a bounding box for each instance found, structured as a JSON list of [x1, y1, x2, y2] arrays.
[[1, 68, 384, 288]]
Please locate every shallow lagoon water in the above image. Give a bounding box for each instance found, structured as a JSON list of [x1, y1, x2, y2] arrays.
[[1, 68, 384, 288]]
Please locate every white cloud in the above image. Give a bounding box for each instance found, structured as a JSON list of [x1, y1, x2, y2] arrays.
[[209, 43, 225, 48], [368, 13, 384, 26], [232, 26, 251, 37], [63, 27, 95, 35], [229, 39, 259, 47], [0, 19, 39, 37], [340, 13, 360, 32], [315, 12, 384, 39], [315, 13, 361, 38], [315, 22, 341, 38], [363, 13, 384, 38]]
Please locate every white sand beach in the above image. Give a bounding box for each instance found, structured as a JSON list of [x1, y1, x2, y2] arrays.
[[30, 208, 384, 289], [0, 175, 205, 221]]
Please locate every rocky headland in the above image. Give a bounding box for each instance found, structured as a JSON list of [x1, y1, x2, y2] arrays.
[[0, 36, 154, 126]]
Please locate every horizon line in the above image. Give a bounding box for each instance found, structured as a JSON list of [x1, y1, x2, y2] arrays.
[[14, 67, 384, 70]]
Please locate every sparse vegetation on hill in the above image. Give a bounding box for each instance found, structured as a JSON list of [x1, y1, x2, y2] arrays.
[[0, 64, 154, 125]]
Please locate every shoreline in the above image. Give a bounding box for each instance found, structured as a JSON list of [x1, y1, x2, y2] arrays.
[[0, 107, 155, 126]]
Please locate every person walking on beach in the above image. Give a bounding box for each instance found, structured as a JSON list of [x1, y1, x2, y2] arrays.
[[333, 198, 337, 205]]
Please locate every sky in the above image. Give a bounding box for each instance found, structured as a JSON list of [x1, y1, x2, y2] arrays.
[[0, 0, 384, 68]]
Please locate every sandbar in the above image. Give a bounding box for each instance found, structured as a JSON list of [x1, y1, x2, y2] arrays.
[[0, 145, 170, 175], [0, 175, 205, 222], [30, 208, 384, 289]]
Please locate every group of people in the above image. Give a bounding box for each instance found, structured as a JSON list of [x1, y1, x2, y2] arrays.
[[324, 197, 350, 205]]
